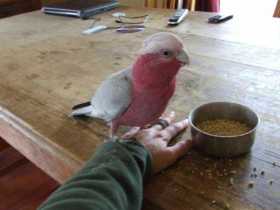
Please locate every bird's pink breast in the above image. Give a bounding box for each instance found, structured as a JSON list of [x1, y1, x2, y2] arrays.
[[115, 79, 176, 127], [113, 53, 181, 129]]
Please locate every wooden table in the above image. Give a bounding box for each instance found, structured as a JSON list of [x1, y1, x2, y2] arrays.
[[1, 6, 280, 210]]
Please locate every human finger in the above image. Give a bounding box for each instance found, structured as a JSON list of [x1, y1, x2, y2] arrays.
[[159, 119, 188, 143], [166, 139, 192, 164], [151, 111, 176, 131]]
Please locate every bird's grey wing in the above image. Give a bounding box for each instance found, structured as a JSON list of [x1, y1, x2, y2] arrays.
[[90, 67, 132, 122]]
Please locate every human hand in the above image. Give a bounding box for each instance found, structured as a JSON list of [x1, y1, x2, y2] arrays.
[[123, 112, 192, 174]]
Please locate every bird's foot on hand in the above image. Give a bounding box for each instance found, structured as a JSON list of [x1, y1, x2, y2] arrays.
[[122, 127, 141, 139], [104, 135, 119, 142]]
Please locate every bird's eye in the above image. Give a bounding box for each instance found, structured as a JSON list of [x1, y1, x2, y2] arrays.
[[162, 50, 172, 57]]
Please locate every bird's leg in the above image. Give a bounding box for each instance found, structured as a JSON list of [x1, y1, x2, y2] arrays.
[[122, 127, 141, 139], [105, 121, 119, 142]]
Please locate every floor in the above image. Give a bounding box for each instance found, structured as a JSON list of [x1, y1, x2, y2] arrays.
[[0, 139, 59, 210]]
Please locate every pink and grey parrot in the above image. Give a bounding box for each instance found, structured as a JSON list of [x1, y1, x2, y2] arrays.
[[71, 32, 189, 137]]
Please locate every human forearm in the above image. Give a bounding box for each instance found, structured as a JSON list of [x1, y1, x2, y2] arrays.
[[38, 141, 151, 210]]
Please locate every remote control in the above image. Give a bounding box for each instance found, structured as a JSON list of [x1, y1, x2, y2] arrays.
[[168, 9, 188, 26], [208, 14, 233, 24]]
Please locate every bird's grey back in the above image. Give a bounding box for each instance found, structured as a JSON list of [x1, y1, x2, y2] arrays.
[[90, 67, 133, 122]]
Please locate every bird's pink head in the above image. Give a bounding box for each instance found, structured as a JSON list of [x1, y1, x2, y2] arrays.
[[132, 32, 189, 89]]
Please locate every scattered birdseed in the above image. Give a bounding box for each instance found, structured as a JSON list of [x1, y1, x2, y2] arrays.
[[248, 181, 254, 188], [230, 170, 237, 175], [212, 200, 216, 204], [250, 173, 257, 178], [260, 171, 265, 175], [269, 180, 273, 185], [230, 178, 234, 185], [253, 167, 257, 172], [225, 203, 230, 210]]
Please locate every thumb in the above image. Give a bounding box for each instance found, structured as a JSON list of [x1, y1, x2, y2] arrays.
[[167, 139, 192, 163]]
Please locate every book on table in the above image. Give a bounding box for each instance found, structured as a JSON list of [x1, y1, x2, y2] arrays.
[[42, 0, 119, 19]]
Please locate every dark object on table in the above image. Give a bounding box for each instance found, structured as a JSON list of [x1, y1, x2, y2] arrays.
[[0, 0, 41, 18], [208, 14, 233, 23], [189, 102, 259, 157], [42, 0, 118, 19]]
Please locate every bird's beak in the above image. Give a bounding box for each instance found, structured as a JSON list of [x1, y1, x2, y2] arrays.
[[176, 49, 190, 66]]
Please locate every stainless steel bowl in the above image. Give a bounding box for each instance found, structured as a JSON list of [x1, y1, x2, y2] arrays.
[[189, 102, 259, 157]]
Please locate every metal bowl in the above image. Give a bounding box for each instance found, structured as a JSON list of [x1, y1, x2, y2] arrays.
[[189, 102, 259, 157]]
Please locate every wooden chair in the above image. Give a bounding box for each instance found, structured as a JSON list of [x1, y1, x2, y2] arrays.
[[274, 0, 280, 17], [0, 0, 41, 18], [145, 0, 194, 9], [145, 0, 177, 9]]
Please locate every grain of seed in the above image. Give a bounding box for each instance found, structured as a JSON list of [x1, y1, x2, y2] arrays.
[[269, 180, 273, 185], [253, 167, 257, 172], [230, 178, 234, 185], [230, 170, 237, 175], [248, 181, 254, 188], [225, 203, 230, 210], [272, 162, 277, 166], [260, 171, 265, 175], [212, 200, 216, 204]]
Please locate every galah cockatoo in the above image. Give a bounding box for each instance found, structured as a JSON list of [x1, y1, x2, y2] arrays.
[[71, 32, 189, 137]]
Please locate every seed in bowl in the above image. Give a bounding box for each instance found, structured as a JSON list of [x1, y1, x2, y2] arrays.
[[196, 119, 250, 136]]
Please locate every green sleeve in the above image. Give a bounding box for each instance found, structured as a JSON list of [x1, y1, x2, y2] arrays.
[[38, 140, 152, 210]]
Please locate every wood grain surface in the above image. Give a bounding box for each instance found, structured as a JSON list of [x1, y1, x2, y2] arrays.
[[0, 143, 58, 210], [0, 7, 280, 210]]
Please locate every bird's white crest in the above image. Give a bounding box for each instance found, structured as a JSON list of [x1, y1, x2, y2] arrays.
[[140, 32, 183, 55]]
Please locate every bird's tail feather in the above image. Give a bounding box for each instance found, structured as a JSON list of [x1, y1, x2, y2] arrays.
[[71, 104, 92, 117], [72, 101, 91, 110]]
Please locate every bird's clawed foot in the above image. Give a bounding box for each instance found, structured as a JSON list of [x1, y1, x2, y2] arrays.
[[122, 127, 141, 139]]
